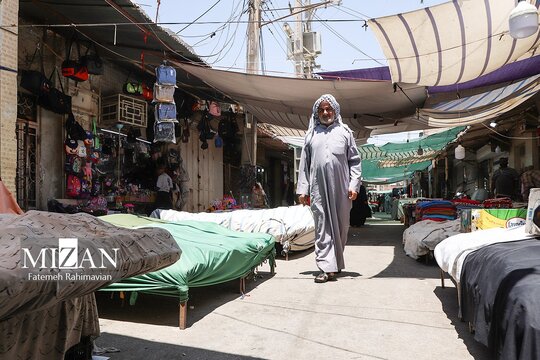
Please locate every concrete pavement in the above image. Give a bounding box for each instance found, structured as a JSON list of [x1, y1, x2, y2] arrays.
[[96, 213, 491, 360]]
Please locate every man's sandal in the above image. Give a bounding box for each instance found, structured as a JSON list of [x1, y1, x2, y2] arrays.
[[314, 272, 336, 283]]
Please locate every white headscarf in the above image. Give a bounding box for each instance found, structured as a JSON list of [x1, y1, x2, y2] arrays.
[[305, 94, 344, 143]]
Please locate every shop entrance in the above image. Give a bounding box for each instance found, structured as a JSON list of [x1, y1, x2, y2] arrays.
[[16, 120, 39, 210]]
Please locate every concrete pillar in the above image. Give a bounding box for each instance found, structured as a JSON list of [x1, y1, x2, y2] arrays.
[[0, 0, 19, 193]]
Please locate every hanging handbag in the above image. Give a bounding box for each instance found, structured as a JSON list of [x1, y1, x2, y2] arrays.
[[39, 69, 72, 114], [62, 41, 89, 82], [142, 83, 153, 101], [20, 47, 52, 96], [80, 42, 104, 75], [155, 63, 176, 85], [208, 100, 221, 117], [66, 113, 87, 141]]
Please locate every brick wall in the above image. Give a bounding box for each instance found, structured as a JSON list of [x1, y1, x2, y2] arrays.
[[0, 0, 19, 193]]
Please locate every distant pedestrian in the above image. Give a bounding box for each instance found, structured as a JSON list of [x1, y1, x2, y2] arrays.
[[491, 157, 519, 200], [154, 164, 173, 211], [296, 94, 362, 283]]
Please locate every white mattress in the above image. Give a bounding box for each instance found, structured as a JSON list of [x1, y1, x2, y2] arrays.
[[403, 219, 461, 259], [434, 226, 535, 283], [155, 205, 316, 253]]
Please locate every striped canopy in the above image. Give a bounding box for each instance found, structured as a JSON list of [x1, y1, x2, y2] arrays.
[[369, 0, 540, 86], [421, 74, 540, 127]]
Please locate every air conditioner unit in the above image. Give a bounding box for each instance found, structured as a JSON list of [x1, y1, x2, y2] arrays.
[[303, 32, 322, 55], [100, 94, 147, 128], [476, 144, 496, 162]]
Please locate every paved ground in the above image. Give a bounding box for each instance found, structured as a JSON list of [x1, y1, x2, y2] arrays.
[[96, 213, 491, 360]]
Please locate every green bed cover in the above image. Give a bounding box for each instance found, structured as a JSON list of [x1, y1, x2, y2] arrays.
[[99, 214, 276, 302]]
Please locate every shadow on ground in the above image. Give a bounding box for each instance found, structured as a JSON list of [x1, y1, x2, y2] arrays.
[[433, 286, 491, 360], [347, 214, 442, 279], [96, 333, 266, 360], [97, 271, 275, 329]]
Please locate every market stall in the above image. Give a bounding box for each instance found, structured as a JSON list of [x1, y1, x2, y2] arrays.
[[153, 205, 315, 255], [99, 214, 276, 329]]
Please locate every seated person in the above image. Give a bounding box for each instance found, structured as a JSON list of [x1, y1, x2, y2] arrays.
[[251, 182, 268, 208], [521, 168, 540, 202]]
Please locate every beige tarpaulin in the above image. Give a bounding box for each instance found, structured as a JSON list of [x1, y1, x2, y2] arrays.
[[175, 62, 426, 140], [369, 0, 540, 86]]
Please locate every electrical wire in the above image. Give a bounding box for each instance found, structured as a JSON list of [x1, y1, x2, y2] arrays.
[[312, 13, 384, 66], [175, 0, 223, 34]]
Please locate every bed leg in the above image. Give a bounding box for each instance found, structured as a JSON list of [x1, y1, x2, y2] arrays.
[[270, 260, 275, 275], [239, 277, 246, 294], [179, 301, 187, 330], [440, 269, 445, 288], [457, 283, 463, 319]]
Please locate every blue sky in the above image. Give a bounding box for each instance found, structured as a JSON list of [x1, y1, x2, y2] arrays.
[[135, 0, 448, 76]]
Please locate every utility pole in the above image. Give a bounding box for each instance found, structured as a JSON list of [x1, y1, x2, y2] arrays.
[[293, 0, 304, 76], [283, 1, 340, 78], [245, 0, 260, 169], [246, 0, 261, 75]]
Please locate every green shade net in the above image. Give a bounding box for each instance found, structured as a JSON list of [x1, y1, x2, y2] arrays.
[[359, 126, 466, 184], [99, 214, 276, 303], [361, 159, 432, 185]]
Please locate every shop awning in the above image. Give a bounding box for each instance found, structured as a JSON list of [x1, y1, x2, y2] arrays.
[[369, 0, 540, 86], [361, 160, 432, 185], [175, 62, 426, 140], [359, 126, 466, 184], [420, 75, 540, 127]]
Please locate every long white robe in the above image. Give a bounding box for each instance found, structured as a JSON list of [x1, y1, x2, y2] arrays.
[[296, 122, 362, 272]]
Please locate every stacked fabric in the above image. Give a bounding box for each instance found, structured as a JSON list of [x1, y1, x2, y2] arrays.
[[416, 200, 457, 221], [451, 198, 482, 211], [483, 197, 513, 209]]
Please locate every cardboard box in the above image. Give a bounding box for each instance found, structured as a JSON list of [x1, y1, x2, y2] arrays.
[[471, 209, 527, 231]]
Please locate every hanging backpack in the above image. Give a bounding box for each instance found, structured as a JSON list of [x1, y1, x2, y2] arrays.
[[65, 155, 82, 175], [153, 84, 175, 103], [208, 101, 221, 117], [155, 103, 177, 121], [66, 174, 82, 198], [155, 63, 176, 85], [66, 113, 87, 141], [153, 120, 176, 143]]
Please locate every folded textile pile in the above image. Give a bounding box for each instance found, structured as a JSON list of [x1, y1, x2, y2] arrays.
[[483, 197, 512, 209], [416, 200, 457, 221], [451, 198, 482, 210]]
